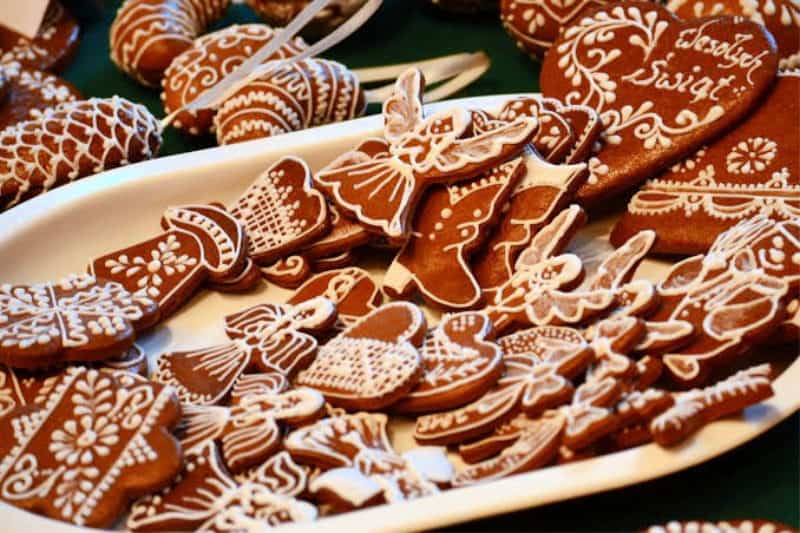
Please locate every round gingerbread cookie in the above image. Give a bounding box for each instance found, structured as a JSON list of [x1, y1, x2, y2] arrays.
[[110, 0, 231, 87], [0, 62, 81, 130], [162, 24, 307, 135], [0, 0, 80, 72]]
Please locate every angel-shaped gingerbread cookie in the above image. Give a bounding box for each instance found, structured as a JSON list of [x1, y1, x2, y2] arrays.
[[314, 68, 538, 241]]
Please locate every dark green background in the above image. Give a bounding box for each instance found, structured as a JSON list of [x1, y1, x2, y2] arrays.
[[60, 2, 798, 530]]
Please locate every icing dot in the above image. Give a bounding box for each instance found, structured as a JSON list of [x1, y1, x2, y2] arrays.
[[441, 208, 453, 219]]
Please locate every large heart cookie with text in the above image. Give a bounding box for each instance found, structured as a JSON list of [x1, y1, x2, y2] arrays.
[[612, 69, 800, 255], [540, 1, 779, 206]]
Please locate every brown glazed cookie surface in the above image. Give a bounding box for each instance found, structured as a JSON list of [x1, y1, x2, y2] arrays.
[[0, 367, 182, 527], [540, 1, 779, 206], [612, 69, 800, 255], [162, 24, 307, 135], [668, 0, 800, 69], [0, 0, 80, 72], [0, 62, 81, 130], [0, 274, 158, 369], [296, 302, 427, 410], [501, 0, 610, 59], [0, 96, 161, 211], [110, 0, 230, 87], [214, 57, 366, 145]]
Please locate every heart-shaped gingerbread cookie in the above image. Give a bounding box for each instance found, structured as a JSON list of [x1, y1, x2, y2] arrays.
[[540, 1, 779, 206]]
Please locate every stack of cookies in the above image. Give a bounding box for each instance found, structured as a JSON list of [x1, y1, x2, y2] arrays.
[[1, 50, 795, 528]]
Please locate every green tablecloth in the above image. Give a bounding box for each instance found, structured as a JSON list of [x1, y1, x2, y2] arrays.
[[59, 2, 799, 530]]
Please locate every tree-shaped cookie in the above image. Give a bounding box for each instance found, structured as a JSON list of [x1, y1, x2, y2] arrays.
[[286, 412, 453, 509], [0, 274, 158, 368], [383, 157, 524, 309], [296, 301, 427, 410], [314, 67, 538, 240], [0, 367, 182, 527], [154, 297, 336, 405]]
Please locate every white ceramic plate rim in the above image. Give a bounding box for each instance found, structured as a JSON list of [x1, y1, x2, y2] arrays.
[[0, 93, 797, 533]]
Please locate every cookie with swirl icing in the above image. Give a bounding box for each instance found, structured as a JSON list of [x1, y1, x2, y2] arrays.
[[110, 0, 230, 87], [214, 57, 367, 145], [540, 1, 779, 206], [245, 0, 367, 38], [162, 24, 307, 135], [612, 69, 800, 255], [668, 0, 800, 69]]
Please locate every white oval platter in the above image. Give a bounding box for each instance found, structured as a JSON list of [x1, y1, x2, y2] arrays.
[[0, 94, 797, 533]]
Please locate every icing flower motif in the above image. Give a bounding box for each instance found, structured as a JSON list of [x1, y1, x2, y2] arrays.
[[725, 137, 777, 174], [54, 466, 100, 520], [49, 415, 120, 465], [104, 235, 198, 298]]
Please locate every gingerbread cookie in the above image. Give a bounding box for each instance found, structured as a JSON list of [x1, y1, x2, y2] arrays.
[[162, 24, 307, 135], [651, 364, 774, 446], [393, 312, 504, 413], [214, 57, 366, 145], [474, 98, 576, 163], [260, 255, 312, 289], [231, 157, 329, 265], [539, 97, 605, 164], [303, 203, 372, 260], [101, 343, 149, 376], [645, 519, 798, 533], [0, 367, 181, 527], [471, 151, 588, 299], [179, 388, 325, 473], [288, 267, 382, 328], [156, 298, 336, 404], [245, 0, 367, 37], [0, 1, 80, 72], [0, 96, 161, 211], [0, 62, 81, 130], [540, 2, 780, 206], [128, 442, 316, 531], [415, 326, 592, 445], [234, 451, 308, 496], [310, 250, 356, 272], [314, 68, 537, 241], [501, 0, 609, 59], [90, 204, 248, 320], [383, 157, 524, 309], [296, 302, 427, 410], [613, 69, 800, 255], [452, 415, 564, 486], [0, 274, 158, 369], [286, 412, 453, 508], [646, 217, 793, 386], [110, 0, 230, 87], [668, 0, 800, 68], [205, 258, 263, 293]]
